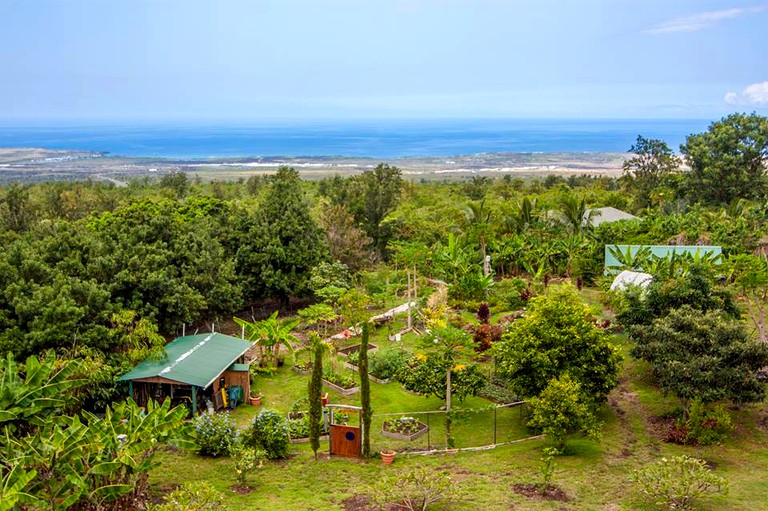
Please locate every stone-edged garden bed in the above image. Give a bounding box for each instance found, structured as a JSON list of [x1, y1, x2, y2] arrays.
[[381, 417, 429, 441], [323, 378, 360, 396], [343, 362, 393, 384]]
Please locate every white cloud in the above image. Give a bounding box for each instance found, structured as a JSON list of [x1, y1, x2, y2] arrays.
[[644, 5, 764, 34], [724, 81, 768, 106]]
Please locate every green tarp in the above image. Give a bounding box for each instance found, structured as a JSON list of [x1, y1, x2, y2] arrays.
[[118, 333, 252, 389]]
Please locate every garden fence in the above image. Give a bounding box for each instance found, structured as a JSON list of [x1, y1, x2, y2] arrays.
[[369, 401, 530, 453]]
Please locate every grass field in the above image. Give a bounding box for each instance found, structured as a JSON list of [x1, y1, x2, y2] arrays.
[[149, 296, 768, 510]]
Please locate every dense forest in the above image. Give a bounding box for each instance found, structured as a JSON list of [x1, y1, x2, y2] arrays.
[[1, 112, 768, 509]]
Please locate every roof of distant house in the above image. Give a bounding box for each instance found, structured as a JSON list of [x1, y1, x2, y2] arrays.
[[585, 206, 640, 226], [118, 333, 252, 389]]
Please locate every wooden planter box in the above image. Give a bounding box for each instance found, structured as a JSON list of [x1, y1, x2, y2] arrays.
[[343, 362, 393, 384], [323, 379, 360, 396], [337, 343, 379, 358], [381, 420, 429, 441]]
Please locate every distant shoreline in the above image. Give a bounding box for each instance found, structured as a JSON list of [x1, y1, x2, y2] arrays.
[[0, 147, 629, 184]]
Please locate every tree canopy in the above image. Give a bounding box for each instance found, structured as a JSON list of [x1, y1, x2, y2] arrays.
[[682, 112, 768, 205], [494, 284, 621, 405]]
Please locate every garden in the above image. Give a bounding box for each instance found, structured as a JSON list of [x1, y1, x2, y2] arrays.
[[2, 114, 768, 510]]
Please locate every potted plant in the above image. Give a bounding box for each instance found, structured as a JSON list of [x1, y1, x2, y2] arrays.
[[380, 449, 396, 465], [249, 392, 263, 406]]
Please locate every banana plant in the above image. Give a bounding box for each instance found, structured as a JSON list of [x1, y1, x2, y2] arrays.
[[235, 311, 300, 367]]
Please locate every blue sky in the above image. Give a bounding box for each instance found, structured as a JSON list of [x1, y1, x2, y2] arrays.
[[0, 0, 766, 121]]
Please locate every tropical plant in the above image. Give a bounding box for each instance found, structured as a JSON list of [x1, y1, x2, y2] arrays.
[[235, 311, 300, 367]]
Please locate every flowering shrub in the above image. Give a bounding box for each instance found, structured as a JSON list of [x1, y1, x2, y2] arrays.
[[193, 411, 239, 457]]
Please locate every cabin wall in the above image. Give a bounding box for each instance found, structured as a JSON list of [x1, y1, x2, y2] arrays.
[[211, 369, 251, 402]]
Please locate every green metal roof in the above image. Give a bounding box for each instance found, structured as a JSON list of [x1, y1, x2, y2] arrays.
[[118, 333, 253, 388]]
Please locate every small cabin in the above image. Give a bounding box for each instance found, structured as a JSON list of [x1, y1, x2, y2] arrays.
[[118, 333, 252, 415]]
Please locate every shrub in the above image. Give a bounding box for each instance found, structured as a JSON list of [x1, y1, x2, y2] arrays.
[[489, 277, 529, 310], [230, 444, 266, 485], [670, 400, 734, 446], [369, 348, 409, 380], [633, 455, 728, 510], [193, 411, 238, 457], [246, 409, 291, 459], [477, 303, 490, 323], [472, 323, 502, 352], [527, 374, 602, 450], [147, 481, 224, 511], [370, 467, 465, 511]]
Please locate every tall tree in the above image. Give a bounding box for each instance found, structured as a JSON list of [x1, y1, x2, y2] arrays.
[[359, 322, 373, 457], [682, 112, 768, 205], [623, 135, 681, 209], [345, 163, 403, 256], [308, 333, 324, 460], [235, 167, 328, 305]]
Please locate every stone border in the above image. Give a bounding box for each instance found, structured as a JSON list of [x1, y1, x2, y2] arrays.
[[323, 379, 360, 396], [343, 362, 393, 384], [381, 420, 429, 441], [292, 365, 312, 375]]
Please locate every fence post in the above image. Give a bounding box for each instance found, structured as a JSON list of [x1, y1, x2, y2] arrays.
[[426, 413, 431, 449], [493, 407, 497, 445]]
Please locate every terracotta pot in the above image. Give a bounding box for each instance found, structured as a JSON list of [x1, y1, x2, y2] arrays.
[[249, 396, 262, 406], [380, 450, 396, 465]]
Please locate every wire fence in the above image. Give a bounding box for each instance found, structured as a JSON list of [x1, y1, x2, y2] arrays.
[[368, 401, 533, 453]]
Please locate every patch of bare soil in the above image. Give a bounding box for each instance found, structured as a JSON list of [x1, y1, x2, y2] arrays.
[[230, 483, 255, 494], [512, 483, 570, 502]]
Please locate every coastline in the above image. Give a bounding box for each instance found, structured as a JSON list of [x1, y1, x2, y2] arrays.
[[0, 147, 628, 184]]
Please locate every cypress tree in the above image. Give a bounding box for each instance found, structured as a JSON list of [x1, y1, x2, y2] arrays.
[[308, 334, 324, 459], [359, 321, 373, 457]]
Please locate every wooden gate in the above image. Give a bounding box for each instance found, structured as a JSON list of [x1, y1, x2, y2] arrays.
[[330, 424, 361, 457]]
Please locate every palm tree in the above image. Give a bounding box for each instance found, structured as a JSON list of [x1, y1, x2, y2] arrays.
[[557, 194, 599, 236]]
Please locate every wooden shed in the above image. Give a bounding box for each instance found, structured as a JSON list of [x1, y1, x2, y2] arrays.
[[118, 333, 253, 415]]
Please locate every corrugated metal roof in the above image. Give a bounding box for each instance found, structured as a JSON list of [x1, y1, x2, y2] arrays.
[[585, 207, 640, 226], [118, 333, 253, 388]]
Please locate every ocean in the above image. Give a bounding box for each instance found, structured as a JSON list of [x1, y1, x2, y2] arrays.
[[0, 119, 711, 159]]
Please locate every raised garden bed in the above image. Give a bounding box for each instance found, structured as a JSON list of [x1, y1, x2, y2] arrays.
[[292, 363, 313, 375], [323, 378, 360, 396], [381, 417, 429, 441], [343, 362, 393, 384], [337, 343, 378, 358]]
